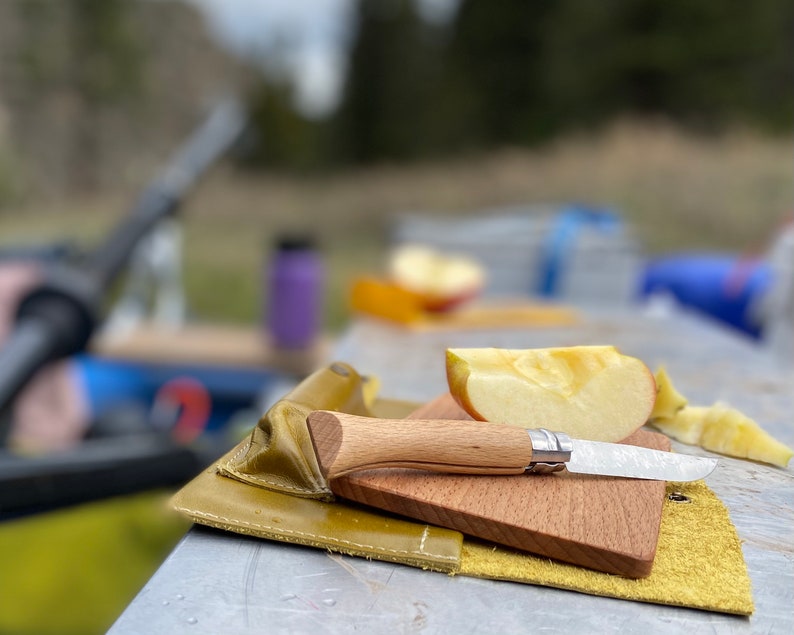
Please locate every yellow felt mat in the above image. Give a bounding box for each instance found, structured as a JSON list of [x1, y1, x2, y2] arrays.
[[459, 480, 754, 615]]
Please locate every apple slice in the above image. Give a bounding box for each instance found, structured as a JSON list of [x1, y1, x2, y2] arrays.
[[446, 346, 656, 442], [651, 403, 793, 467], [389, 244, 485, 311]]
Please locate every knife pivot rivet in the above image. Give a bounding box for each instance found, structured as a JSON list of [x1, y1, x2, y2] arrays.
[[525, 428, 573, 472], [526, 462, 566, 474], [667, 492, 691, 503]]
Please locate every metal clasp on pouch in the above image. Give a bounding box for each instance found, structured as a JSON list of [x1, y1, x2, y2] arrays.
[[525, 428, 573, 473]]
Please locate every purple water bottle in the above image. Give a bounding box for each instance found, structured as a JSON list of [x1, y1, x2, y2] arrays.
[[266, 234, 324, 349]]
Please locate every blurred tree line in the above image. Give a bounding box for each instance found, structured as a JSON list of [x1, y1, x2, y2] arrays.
[[0, 0, 247, 201], [2, 0, 791, 197], [246, 0, 794, 170]]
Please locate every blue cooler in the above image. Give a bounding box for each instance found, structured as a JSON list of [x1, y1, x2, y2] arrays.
[[641, 254, 772, 338]]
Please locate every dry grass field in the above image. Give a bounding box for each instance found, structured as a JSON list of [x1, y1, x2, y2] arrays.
[[1, 121, 791, 330]]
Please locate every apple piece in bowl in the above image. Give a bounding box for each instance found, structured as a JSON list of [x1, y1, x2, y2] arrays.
[[389, 244, 485, 312], [446, 346, 657, 442]]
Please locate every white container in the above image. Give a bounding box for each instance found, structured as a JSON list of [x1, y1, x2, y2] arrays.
[[758, 221, 794, 364], [392, 205, 642, 307]]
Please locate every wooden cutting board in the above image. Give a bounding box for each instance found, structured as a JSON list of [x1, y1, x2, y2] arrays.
[[330, 393, 669, 578]]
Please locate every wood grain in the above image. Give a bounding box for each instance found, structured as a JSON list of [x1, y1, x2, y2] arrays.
[[307, 410, 535, 478], [330, 393, 669, 578]]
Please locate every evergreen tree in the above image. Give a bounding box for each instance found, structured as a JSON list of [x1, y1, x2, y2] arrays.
[[444, 0, 559, 147], [244, 79, 328, 170], [544, 0, 794, 132], [333, 0, 441, 163]]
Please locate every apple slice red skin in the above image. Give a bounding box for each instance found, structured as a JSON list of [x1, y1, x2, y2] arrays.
[[421, 288, 482, 312]]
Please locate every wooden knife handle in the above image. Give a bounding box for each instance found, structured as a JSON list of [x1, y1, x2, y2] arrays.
[[306, 410, 535, 479]]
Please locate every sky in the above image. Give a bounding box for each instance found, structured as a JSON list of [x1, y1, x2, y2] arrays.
[[187, 0, 459, 118]]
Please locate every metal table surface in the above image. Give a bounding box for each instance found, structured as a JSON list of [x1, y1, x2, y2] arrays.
[[110, 308, 794, 634]]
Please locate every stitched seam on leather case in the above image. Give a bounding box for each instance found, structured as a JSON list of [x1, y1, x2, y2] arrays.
[[173, 506, 457, 562], [221, 441, 328, 495], [226, 441, 250, 466], [223, 470, 320, 495]]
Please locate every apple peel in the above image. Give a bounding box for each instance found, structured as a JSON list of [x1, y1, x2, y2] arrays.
[[446, 346, 657, 443], [649, 365, 688, 421], [647, 368, 793, 468]]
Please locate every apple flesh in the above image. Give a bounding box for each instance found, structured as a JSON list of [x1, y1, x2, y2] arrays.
[[699, 404, 792, 467], [650, 406, 708, 444], [649, 366, 688, 421], [650, 403, 792, 468], [389, 244, 485, 312], [646, 367, 792, 467], [446, 346, 656, 442]]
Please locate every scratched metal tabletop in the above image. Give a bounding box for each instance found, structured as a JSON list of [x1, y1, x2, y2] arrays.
[[109, 308, 794, 634]]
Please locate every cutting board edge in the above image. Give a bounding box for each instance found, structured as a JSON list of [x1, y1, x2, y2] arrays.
[[331, 474, 661, 578]]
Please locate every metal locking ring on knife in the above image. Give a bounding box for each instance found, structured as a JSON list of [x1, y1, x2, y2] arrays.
[[525, 428, 573, 473]]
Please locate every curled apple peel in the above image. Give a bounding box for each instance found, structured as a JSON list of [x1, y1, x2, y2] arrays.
[[648, 368, 792, 467], [649, 365, 688, 421], [446, 346, 657, 442]]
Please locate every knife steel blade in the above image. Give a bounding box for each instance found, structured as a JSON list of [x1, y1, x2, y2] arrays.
[[565, 438, 716, 480], [306, 411, 717, 482]]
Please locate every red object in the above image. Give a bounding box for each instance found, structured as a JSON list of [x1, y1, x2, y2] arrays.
[[153, 376, 212, 444]]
